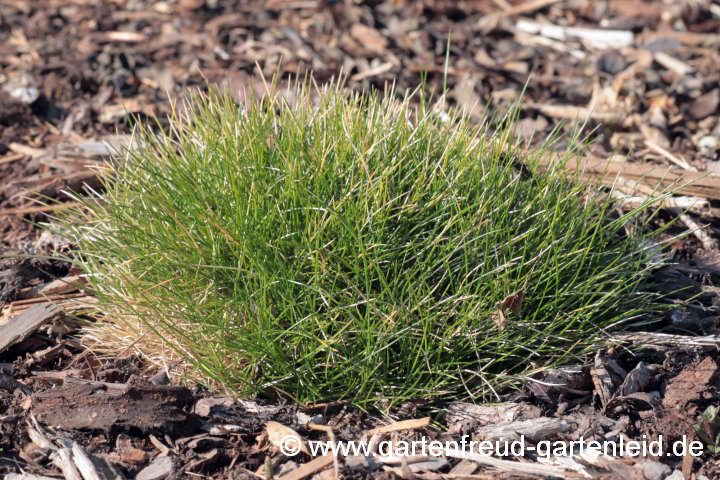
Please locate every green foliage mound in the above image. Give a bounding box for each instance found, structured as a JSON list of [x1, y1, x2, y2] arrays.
[[60, 82, 664, 406]]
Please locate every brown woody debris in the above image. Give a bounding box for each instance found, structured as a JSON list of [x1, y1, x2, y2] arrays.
[[32, 381, 199, 435], [662, 356, 718, 411]]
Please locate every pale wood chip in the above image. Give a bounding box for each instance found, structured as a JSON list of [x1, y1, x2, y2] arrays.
[[0, 303, 62, 354], [276, 456, 334, 480], [365, 417, 431, 435], [8, 142, 45, 158]]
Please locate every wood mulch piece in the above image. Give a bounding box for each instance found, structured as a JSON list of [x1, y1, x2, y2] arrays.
[[2, 0, 720, 479], [32, 381, 201, 435]]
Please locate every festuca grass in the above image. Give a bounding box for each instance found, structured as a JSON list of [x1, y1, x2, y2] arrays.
[[56, 79, 668, 407]]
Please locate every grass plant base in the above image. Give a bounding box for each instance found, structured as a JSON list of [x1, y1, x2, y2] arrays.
[[58, 80, 666, 407]]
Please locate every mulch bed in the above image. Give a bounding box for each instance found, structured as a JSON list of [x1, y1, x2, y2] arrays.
[[1, 0, 720, 479]]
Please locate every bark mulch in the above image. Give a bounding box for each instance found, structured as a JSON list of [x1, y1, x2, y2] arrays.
[[2, 1, 720, 479]]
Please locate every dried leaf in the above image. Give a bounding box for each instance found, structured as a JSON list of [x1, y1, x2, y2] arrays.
[[497, 290, 524, 316]]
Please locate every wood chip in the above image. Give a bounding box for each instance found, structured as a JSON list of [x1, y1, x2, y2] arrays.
[[682, 447, 694, 480], [93, 31, 149, 43], [266, 421, 309, 455], [276, 455, 333, 480], [349, 24, 388, 54], [4, 474, 60, 480], [653, 52, 693, 76], [644, 140, 696, 171], [0, 152, 25, 165], [617, 361, 652, 396], [351, 62, 394, 82], [148, 434, 171, 456], [662, 356, 718, 409], [476, 417, 574, 443], [32, 382, 198, 435], [669, 206, 718, 251], [8, 142, 45, 158], [534, 152, 720, 200], [365, 417, 430, 435], [638, 31, 720, 47], [116, 433, 150, 464], [478, 0, 563, 33], [444, 447, 584, 478], [611, 332, 720, 347], [376, 455, 431, 465], [70, 441, 104, 480], [590, 352, 616, 409], [612, 194, 708, 212], [449, 459, 478, 476], [384, 457, 449, 475], [37, 275, 88, 297], [446, 402, 541, 430], [0, 303, 62, 355], [52, 449, 83, 480], [503, 0, 562, 17], [514, 20, 634, 49], [135, 456, 176, 480], [687, 88, 719, 120], [98, 99, 156, 123], [524, 102, 619, 121]]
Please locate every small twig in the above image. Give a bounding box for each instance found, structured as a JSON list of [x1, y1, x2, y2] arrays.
[[302, 400, 350, 411], [611, 332, 720, 347], [610, 192, 709, 212], [149, 434, 171, 456], [328, 430, 340, 480], [307, 424, 340, 480], [524, 102, 618, 121], [644, 140, 697, 171], [264, 455, 274, 480], [8, 142, 45, 158], [444, 448, 583, 478], [490, 0, 512, 9], [308, 423, 333, 432], [365, 417, 431, 435], [668, 207, 718, 251], [503, 0, 562, 16], [375, 455, 431, 465], [653, 52, 694, 76], [351, 62, 393, 82], [0, 152, 25, 165], [276, 455, 333, 480]]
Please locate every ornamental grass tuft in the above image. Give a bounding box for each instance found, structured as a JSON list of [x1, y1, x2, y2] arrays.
[[57, 80, 668, 406]]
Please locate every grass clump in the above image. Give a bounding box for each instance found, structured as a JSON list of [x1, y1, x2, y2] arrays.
[[58, 80, 665, 406]]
